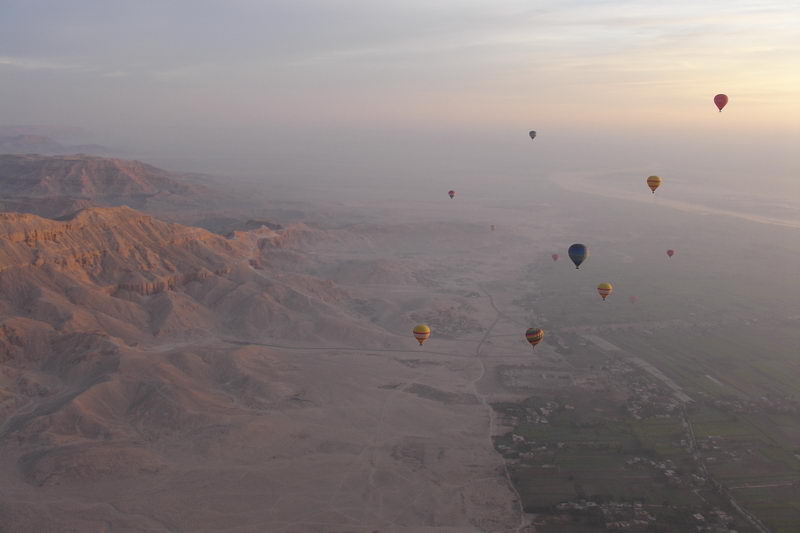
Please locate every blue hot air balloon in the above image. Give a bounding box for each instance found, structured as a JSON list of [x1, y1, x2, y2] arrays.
[[568, 243, 588, 269]]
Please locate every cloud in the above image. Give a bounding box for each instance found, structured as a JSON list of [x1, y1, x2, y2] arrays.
[[0, 56, 92, 72], [100, 70, 129, 78], [0, 0, 797, 142]]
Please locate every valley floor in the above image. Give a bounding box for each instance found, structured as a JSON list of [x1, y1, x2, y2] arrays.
[[2, 180, 799, 532]]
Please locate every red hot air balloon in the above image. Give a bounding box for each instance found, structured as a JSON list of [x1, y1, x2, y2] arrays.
[[714, 94, 728, 112], [667, 249, 675, 258], [551, 253, 560, 262], [448, 190, 456, 199]]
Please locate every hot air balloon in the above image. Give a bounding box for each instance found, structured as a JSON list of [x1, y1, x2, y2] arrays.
[[448, 190, 456, 199], [629, 295, 638, 304], [490, 225, 496, 231], [568, 244, 588, 269], [646, 176, 661, 194], [525, 328, 544, 350], [413, 324, 431, 346], [529, 131, 537, 140], [714, 94, 728, 112], [597, 282, 613, 301], [552, 253, 560, 262], [667, 249, 675, 258]]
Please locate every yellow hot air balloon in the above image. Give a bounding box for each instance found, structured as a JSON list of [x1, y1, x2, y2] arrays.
[[413, 324, 431, 345], [646, 175, 661, 193], [597, 282, 613, 301]]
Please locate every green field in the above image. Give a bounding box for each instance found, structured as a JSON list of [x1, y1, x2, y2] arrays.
[[496, 402, 718, 509], [499, 184, 800, 531]]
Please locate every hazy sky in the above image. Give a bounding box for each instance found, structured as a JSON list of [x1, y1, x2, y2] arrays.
[[1, 1, 798, 193]]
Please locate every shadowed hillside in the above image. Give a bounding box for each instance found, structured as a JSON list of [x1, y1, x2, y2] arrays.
[[0, 134, 109, 156], [0, 153, 198, 201], [0, 154, 285, 231]]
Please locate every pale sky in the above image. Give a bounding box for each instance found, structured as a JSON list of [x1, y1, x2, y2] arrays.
[[1, 0, 798, 192]]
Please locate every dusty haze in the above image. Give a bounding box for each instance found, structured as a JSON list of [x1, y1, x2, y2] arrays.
[[1, 1, 799, 532], [1, 1, 798, 204]]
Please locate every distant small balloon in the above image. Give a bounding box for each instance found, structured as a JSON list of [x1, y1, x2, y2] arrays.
[[597, 282, 613, 301], [646, 175, 662, 194], [667, 249, 675, 258], [448, 190, 456, 199], [525, 328, 544, 350], [529, 131, 537, 140], [552, 253, 560, 262], [629, 295, 638, 304], [714, 94, 728, 112], [568, 244, 588, 269], [491, 224, 496, 231]]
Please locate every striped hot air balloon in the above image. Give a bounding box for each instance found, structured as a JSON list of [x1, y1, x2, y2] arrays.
[[597, 282, 613, 301], [525, 328, 544, 350], [413, 324, 431, 345], [646, 176, 661, 194]]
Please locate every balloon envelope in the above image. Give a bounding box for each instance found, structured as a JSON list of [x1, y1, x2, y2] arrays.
[[568, 244, 588, 269], [413, 324, 431, 345], [629, 295, 638, 304], [667, 249, 675, 258], [646, 175, 661, 193], [551, 253, 560, 262], [448, 190, 455, 199], [529, 130, 537, 140], [490, 225, 496, 231], [714, 94, 728, 112], [597, 282, 613, 300], [525, 328, 544, 349]]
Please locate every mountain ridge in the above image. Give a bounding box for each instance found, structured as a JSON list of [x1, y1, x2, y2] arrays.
[[0, 154, 200, 200], [0, 134, 110, 156]]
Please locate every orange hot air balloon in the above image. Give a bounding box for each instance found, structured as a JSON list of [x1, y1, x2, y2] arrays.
[[525, 328, 544, 350], [714, 94, 728, 112], [667, 249, 675, 258], [413, 324, 431, 346], [597, 282, 613, 301], [646, 175, 661, 194], [552, 253, 560, 262], [448, 190, 456, 199]]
